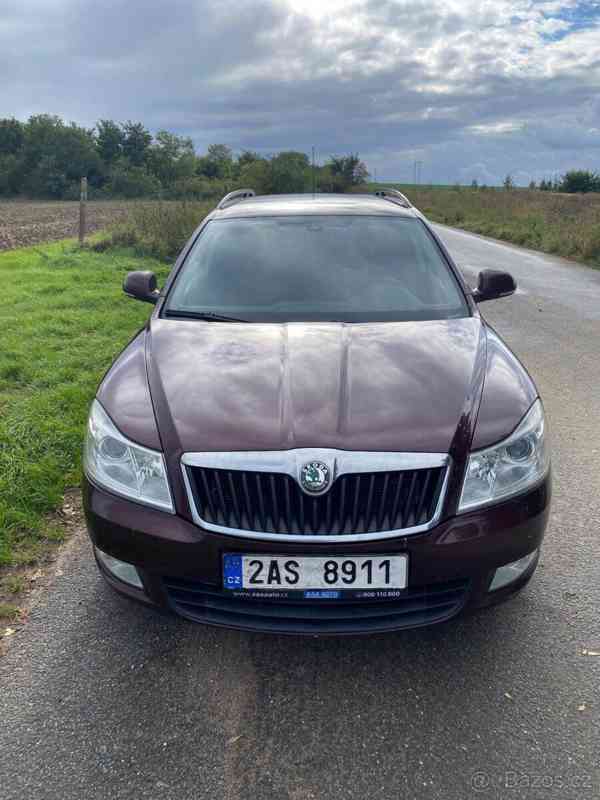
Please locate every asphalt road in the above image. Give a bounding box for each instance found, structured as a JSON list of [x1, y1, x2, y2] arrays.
[[2, 227, 600, 800]]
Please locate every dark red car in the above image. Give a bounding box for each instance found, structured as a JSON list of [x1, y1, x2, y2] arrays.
[[83, 190, 551, 634]]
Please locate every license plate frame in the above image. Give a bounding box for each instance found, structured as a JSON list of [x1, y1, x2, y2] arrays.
[[222, 553, 408, 601]]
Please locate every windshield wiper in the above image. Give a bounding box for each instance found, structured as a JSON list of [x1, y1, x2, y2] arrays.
[[165, 309, 248, 323]]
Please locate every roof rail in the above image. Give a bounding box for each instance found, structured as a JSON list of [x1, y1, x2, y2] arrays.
[[374, 189, 412, 209], [217, 188, 256, 209]]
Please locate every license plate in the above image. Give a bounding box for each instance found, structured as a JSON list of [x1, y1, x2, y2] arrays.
[[222, 554, 408, 600]]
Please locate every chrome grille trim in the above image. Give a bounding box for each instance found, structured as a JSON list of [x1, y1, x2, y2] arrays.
[[181, 449, 451, 542]]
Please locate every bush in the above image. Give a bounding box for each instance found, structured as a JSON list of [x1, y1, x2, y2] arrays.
[[106, 162, 161, 198], [164, 176, 224, 200], [560, 170, 600, 194], [108, 201, 213, 260]]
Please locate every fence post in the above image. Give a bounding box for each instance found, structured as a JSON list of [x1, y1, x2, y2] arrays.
[[79, 176, 88, 246]]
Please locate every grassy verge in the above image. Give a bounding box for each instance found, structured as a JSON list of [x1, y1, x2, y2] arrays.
[[365, 184, 600, 266], [102, 191, 600, 269], [106, 200, 213, 260], [0, 239, 170, 601]]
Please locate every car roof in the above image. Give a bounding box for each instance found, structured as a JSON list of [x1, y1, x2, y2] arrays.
[[210, 193, 419, 220]]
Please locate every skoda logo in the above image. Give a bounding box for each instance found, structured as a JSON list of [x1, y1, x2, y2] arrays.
[[300, 461, 331, 495]]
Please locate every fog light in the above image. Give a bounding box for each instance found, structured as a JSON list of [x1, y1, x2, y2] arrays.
[[95, 547, 144, 589], [489, 549, 538, 592]]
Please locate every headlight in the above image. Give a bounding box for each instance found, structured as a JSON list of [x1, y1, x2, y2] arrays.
[[84, 399, 174, 513], [459, 399, 550, 512]]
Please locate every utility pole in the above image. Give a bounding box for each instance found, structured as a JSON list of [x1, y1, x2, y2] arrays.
[[413, 160, 423, 185], [312, 146, 316, 196]]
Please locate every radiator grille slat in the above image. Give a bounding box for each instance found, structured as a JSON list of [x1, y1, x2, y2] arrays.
[[227, 471, 242, 529], [187, 464, 446, 538], [377, 474, 390, 531]]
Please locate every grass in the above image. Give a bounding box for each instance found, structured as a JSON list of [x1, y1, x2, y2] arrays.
[[108, 192, 600, 269], [364, 184, 600, 266], [0, 240, 171, 568], [2, 575, 25, 594], [0, 602, 19, 623], [106, 200, 213, 260]]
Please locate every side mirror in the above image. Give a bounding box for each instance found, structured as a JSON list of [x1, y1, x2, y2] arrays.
[[123, 271, 160, 304], [473, 269, 516, 303]]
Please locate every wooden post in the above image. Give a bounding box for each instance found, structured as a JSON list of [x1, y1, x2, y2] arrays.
[[79, 176, 88, 246]]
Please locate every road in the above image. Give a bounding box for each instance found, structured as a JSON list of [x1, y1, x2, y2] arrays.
[[2, 226, 600, 800]]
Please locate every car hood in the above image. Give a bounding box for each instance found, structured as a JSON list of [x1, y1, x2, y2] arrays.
[[144, 317, 487, 454]]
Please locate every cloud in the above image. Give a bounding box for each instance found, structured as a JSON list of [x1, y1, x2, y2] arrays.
[[1, 0, 600, 184]]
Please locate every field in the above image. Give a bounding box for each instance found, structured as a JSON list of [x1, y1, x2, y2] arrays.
[[369, 184, 600, 266], [4, 190, 600, 266], [0, 241, 169, 617], [0, 200, 130, 251]]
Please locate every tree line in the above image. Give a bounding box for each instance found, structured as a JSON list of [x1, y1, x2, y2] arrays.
[[501, 171, 600, 193], [0, 115, 369, 200]]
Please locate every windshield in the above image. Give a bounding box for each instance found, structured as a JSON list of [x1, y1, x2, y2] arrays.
[[165, 215, 469, 323]]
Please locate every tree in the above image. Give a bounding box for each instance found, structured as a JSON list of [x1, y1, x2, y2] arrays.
[[96, 120, 125, 165], [122, 121, 152, 166], [269, 151, 310, 193], [529, 180, 537, 190], [328, 154, 369, 189], [106, 159, 161, 197], [238, 158, 271, 194], [198, 144, 233, 179], [58, 124, 102, 183], [31, 155, 68, 198], [503, 174, 514, 191], [0, 154, 21, 195], [559, 170, 600, 194], [0, 118, 24, 155], [471, 179, 478, 189], [19, 115, 101, 196], [207, 144, 232, 163], [22, 114, 64, 169], [238, 150, 261, 169], [147, 130, 195, 185]]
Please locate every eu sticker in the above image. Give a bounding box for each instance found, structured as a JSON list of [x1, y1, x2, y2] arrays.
[[223, 554, 243, 589]]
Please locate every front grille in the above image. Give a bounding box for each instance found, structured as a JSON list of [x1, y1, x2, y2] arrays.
[[163, 576, 470, 633], [186, 466, 446, 536]]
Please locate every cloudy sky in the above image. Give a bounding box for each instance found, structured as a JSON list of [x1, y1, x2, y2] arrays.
[[2, 0, 600, 184]]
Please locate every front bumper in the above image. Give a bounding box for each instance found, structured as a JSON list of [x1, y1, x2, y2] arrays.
[[83, 475, 550, 635]]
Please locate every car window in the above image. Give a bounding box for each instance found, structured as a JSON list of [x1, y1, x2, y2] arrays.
[[165, 215, 469, 322]]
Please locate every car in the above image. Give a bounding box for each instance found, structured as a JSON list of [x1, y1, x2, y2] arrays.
[[83, 189, 551, 634]]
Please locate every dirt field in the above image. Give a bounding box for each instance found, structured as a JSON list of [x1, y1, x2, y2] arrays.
[[0, 200, 130, 251]]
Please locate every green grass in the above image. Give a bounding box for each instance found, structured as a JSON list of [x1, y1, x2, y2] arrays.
[[0, 240, 171, 567], [0, 602, 20, 622]]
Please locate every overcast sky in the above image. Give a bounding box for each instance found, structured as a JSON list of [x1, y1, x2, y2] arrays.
[[2, 0, 600, 184]]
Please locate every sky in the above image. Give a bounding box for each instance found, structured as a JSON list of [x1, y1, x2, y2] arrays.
[[2, 0, 600, 184]]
